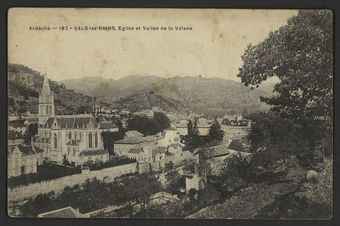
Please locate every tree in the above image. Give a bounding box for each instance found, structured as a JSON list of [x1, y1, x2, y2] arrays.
[[165, 170, 182, 194], [24, 123, 38, 144], [127, 116, 161, 135], [238, 10, 332, 124], [208, 119, 224, 142], [187, 119, 194, 136], [238, 10, 333, 161], [153, 112, 170, 130]]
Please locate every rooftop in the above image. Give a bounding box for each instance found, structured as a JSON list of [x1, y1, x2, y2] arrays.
[[79, 149, 108, 157], [38, 206, 82, 218], [8, 131, 25, 140]]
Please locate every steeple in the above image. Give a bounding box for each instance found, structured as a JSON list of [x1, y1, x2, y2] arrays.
[[41, 73, 51, 96], [38, 72, 55, 125]]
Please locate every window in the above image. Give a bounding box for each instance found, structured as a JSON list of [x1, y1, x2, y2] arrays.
[[95, 132, 98, 147], [14, 153, 19, 168], [68, 131, 72, 140], [54, 133, 58, 149], [89, 132, 93, 148], [46, 105, 49, 115]]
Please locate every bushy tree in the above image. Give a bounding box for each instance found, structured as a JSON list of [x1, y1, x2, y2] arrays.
[[153, 111, 170, 130], [187, 119, 194, 136], [165, 170, 182, 194], [238, 10, 333, 161], [127, 116, 161, 135], [24, 123, 38, 144], [238, 10, 332, 124], [208, 119, 224, 142]]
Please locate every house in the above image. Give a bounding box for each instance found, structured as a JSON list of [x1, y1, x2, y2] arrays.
[[114, 130, 159, 156], [99, 121, 118, 133], [125, 146, 152, 163], [79, 149, 109, 165], [157, 127, 181, 148], [8, 119, 27, 134], [168, 143, 183, 156], [8, 145, 38, 177], [8, 130, 25, 146], [151, 146, 166, 171], [150, 191, 180, 205], [34, 145, 46, 165], [38, 206, 82, 218], [197, 145, 252, 176]]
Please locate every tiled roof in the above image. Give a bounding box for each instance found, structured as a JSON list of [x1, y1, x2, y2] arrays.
[[128, 147, 143, 154], [195, 145, 252, 158], [125, 130, 144, 137], [34, 146, 45, 153], [8, 131, 25, 140], [44, 115, 97, 129], [169, 143, 181, 149], [15, 144, 37, 156], [38, 207, 82, 218], [79, 149, 108, 157], [152, 146, 167, 156], [115, 133, 157, 144], [9, 120, 26, 128]]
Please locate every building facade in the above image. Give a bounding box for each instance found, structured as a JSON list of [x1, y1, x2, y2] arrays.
[[32, 75, 107, 166]]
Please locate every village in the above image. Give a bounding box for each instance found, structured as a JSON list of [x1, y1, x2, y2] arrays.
[[7, 74, 253, 218], [6, 8, 333, 220]]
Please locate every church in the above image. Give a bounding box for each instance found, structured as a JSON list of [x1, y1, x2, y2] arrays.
[[32, 75, 109, 166]]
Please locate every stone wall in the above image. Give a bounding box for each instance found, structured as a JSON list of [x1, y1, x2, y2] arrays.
[[8, 162, 138, 202]]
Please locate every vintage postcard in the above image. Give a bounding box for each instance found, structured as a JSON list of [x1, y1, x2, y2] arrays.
[[7, 8, 333, 219]]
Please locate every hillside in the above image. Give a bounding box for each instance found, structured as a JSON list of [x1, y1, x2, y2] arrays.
[[62, 75, 274, 116], [8, 64, 103, 115]]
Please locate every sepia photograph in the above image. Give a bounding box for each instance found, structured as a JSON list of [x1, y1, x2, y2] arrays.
[[7, 8, 333, 219]]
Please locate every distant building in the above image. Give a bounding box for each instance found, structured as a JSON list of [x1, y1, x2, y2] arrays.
[[99, 121, 119, 133], [8, 145, 39, 177], [114, 130, 159, 156], [158, 127, 181, 147], [8, 119, 27, 134], [8, 131, 25, 146]]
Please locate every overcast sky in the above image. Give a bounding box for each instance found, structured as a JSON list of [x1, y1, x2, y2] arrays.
[[8, 8, 297, 82]]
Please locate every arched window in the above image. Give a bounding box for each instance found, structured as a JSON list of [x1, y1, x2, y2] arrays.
[[68, 131, 72, 140], [49, 105, 52, 115], [54, 133, 58, 149], [89, 132, 93, 148], [46, 105, 49, 115], [95, 132, 98, 147]]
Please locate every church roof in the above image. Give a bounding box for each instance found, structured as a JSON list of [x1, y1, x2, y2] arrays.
[[44, 115, 97, 129]]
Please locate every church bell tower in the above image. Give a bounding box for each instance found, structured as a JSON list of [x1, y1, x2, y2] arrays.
[[38, 73, 55, 126]]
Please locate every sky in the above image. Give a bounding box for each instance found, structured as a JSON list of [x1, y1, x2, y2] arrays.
[[8, 8, 298, 82]]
